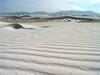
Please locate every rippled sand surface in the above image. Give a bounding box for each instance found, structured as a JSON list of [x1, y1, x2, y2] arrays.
[[0, 22, 100, 75]]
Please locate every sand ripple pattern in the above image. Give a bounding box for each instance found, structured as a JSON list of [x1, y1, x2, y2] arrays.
[[0, 22, 100, 75]]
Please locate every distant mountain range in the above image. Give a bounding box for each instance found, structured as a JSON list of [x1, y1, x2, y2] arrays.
[[0, 10, 100, 15], [55, 10, 100, 15]]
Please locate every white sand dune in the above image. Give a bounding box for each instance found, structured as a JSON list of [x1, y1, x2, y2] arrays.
[[0, 21, 100, 75]]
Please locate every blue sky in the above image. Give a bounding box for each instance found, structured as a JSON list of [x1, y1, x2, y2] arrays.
[[0, 0, 100, 13]]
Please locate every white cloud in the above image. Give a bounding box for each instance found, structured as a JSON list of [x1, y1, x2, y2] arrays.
[[64, 5, 85, 10], [37, 0, 86, 12], [90, 0, 100, 4]]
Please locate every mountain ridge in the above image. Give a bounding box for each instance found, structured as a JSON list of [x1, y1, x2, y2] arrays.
[[0, 10, 100, 15]]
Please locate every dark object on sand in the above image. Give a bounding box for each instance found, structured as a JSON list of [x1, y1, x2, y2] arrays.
[[8, 23, 24, 29], [41, 26, 50, 28]]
